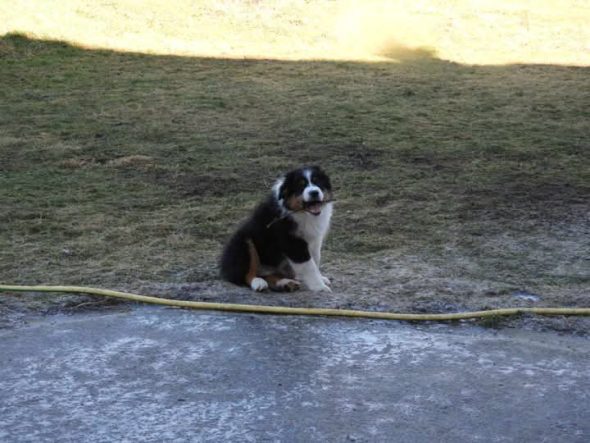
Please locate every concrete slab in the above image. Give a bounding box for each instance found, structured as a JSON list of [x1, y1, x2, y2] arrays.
[[1, 307, 589, 442]]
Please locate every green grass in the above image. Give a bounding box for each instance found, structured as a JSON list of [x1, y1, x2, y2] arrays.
[[1, 34, 589, 308]]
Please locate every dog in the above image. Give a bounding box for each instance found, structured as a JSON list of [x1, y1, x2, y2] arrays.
[[220, 166, 333, 292]]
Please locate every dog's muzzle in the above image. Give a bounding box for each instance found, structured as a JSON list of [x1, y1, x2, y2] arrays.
[[303, 200, 324, 215]]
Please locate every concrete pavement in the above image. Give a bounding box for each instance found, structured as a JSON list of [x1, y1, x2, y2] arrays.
[[1, 306, 589, 442]]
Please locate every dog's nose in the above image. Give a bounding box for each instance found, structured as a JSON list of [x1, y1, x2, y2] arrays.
[[308, 190, 320, 200]]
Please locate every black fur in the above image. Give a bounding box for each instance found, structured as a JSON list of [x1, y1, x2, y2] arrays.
[[220, 166, 332, 286]]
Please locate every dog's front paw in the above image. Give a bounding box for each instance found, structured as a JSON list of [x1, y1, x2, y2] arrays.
[[275, 278, 301, 292], [321, 275, 331, 287], [306, 281, 332, 293]]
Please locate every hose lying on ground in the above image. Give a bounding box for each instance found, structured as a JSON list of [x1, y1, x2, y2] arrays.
[[1, 284, 589, 322]]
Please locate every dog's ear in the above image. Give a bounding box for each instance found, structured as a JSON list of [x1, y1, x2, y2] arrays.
[[273, 175, 286, 200], [279, 183, 287, 199], [311, 166, 331, 190]]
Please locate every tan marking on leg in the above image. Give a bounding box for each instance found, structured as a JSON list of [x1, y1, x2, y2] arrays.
[[245, 239, 260, 287]]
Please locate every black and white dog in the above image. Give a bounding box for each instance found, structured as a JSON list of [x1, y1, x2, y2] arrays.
[[220, 166, 333, 292]]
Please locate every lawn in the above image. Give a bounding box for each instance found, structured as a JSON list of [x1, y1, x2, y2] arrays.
[[0, 5, 589, 330]]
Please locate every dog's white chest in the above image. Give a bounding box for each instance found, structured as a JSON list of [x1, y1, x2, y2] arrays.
[[292, 203, 333, 243]]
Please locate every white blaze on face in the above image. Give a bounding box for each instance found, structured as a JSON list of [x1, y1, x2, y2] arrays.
[[303, 168, 324, 202]]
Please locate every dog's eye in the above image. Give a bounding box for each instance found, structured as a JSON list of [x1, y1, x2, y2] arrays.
[[298, 179, 306, 188]]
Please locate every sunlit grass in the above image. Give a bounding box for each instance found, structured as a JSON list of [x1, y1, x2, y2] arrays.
[[1, 0, 589, 65]]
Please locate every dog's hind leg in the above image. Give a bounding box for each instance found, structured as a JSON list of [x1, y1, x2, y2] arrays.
[[245, 239, 268, 292]]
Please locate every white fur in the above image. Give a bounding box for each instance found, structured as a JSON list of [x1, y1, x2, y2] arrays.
[[250, 277, 268, 292], [288, 259, 331, 292], [272, 176, 284, 200], [309, 239, 321, 267], [291, 202, 333, 246], [290, 201, 332, 291], [272, 176, 289, 217]]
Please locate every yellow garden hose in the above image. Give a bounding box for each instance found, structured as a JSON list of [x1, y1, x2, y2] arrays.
[[1, 284, 589, 321]]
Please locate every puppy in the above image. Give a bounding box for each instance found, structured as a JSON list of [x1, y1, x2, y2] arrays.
[[220, 166, 333, 292]]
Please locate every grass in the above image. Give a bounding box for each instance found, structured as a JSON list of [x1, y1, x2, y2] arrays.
[[0, 31, 589, 322]]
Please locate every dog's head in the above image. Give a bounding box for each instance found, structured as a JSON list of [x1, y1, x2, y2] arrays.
[[273, 166, 333, 216]]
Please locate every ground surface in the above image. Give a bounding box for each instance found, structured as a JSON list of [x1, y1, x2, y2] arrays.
[[1, 33, 589, 332], [1, 307, 589, 442]]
